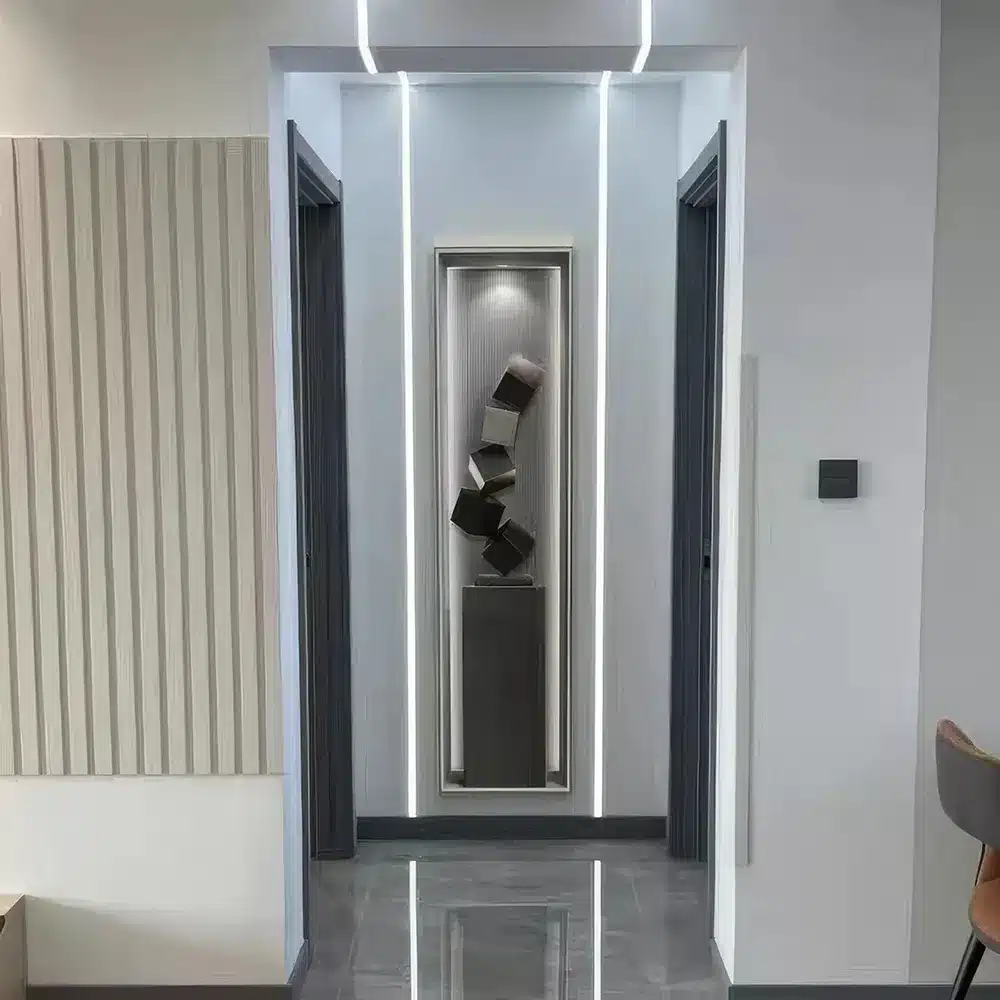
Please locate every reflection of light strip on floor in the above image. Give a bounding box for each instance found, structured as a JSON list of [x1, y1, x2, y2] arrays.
[[593, 859, 603, 1000], [399, 70, 417, 819], [594, 69, 611, 819], [409, 860, 419, 1000]]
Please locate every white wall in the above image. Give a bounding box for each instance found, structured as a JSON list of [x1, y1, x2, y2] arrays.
[[0, 776, 285, 984], [713, 50, 747, 979], [409, 82, 599, 817], [911, 0, 1000, 984], [288, 73, 344, 180], [342, 80, 679, 818], [679, 72, 731, 175], [341, 84, 407, 817], [267, 65, 302, 982], [0, 0, 952, 987], [0, 0, 358, 137], [655, 1, 941, 984], [0, 9, 304, 979], [606, 82, 680, 816]]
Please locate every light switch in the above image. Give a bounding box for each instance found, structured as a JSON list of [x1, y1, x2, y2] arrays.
[[818, 459, 859, 500]]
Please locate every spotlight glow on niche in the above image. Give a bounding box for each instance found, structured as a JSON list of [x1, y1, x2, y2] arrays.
[[593, 69, 611, 819], [400, 70, 417, 819], [356, 0, 378, 74]]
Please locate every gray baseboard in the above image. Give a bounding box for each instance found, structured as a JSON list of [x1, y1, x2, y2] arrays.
[[29, 942, 312, 1000], [357, 815, 667, 840], [730, 987, 1000, 1000]]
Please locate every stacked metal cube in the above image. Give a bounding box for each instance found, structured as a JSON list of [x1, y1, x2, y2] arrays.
[[449, 353, 544, 576]]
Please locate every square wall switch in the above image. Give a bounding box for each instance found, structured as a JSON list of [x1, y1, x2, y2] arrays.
[[818, 459, 859, 500]]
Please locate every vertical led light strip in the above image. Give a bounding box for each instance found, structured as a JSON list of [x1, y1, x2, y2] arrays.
[[592, 860, 603, 999], [632, 0, 652, 73], [399, 70, 418, 818], [593, 70, 611, 819], [356, 0, 378, 74], [408, 860, 419, 1000]]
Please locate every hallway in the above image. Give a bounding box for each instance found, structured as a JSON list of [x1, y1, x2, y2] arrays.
[[302, 842, 725, 1000]]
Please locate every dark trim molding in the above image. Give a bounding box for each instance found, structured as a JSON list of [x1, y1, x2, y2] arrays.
[[678, 128, 725, 207], [287, 115, 355, 974], [289, 125, 342, 206], [711, 940, 731, 992], [287, 941, 311, 1000], [444, 769, 565, 789], [669, 122, 727, 962], [28, 944, 312, 1000], [357, 815, 667, 840], [730, 989, 1000, 1000]]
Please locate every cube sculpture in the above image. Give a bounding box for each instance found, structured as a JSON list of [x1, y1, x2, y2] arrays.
[[451, 488, 505, 538], [483, 519, 535, 576], [481, 405, 519, 448], [469, 444, 515, 497], [492, 353, 544, 412], [449, 353, 545, 578]]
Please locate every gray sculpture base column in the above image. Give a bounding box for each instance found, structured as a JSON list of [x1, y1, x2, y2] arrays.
[[462, 585, 546, 788]]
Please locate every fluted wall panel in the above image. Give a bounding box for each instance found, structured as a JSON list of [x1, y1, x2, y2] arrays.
[[0, 136, 279, 776]]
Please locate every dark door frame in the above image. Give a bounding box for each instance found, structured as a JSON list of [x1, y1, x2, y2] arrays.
[[287, 120, 356, 946], [668, 124, 727, 927]]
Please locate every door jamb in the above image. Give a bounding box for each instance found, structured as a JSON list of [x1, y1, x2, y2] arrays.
[[669, 123, 727, 939], [287, 120, 352, 952]]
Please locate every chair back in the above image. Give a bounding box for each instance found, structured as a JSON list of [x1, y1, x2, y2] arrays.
[[937, 720, 1000, 850]]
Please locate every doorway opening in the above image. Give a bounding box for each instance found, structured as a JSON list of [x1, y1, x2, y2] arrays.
[[668, 124, 727, 894], [288, 121, 356, 948]]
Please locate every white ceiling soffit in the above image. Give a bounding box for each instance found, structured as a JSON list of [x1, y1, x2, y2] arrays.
[[279, 0, 646, 74], [366, 0, 642, 51], [272, 47, 368, 73], [272, 46, 742, 78], [371, 45, 638, 74], [645, 45, 742, 72]]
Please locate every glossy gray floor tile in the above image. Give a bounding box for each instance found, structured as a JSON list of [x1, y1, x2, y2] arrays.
[[301, 842, 726, 1000]]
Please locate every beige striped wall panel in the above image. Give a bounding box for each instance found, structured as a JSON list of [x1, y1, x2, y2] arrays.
[[0, 137, 280, 776]]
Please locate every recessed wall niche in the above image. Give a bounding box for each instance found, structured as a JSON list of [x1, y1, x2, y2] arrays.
[[434, 247, 572, 792]]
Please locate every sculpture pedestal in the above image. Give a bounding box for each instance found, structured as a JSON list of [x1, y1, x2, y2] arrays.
[[462, 584, 546, 788]]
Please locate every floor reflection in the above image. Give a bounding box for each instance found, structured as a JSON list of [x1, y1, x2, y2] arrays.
[[303, 842, 725, 1000], [441, 904, 568, 999]]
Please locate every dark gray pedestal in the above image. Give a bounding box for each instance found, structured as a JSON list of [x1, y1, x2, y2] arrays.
[[462, 584, 546, 788]]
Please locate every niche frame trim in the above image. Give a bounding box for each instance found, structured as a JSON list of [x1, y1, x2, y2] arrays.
[[432, 246, 574, 796]]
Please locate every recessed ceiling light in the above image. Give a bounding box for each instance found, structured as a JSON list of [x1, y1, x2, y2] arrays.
[[632, 0, 652, 73], [357, 0, 378, 74]]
